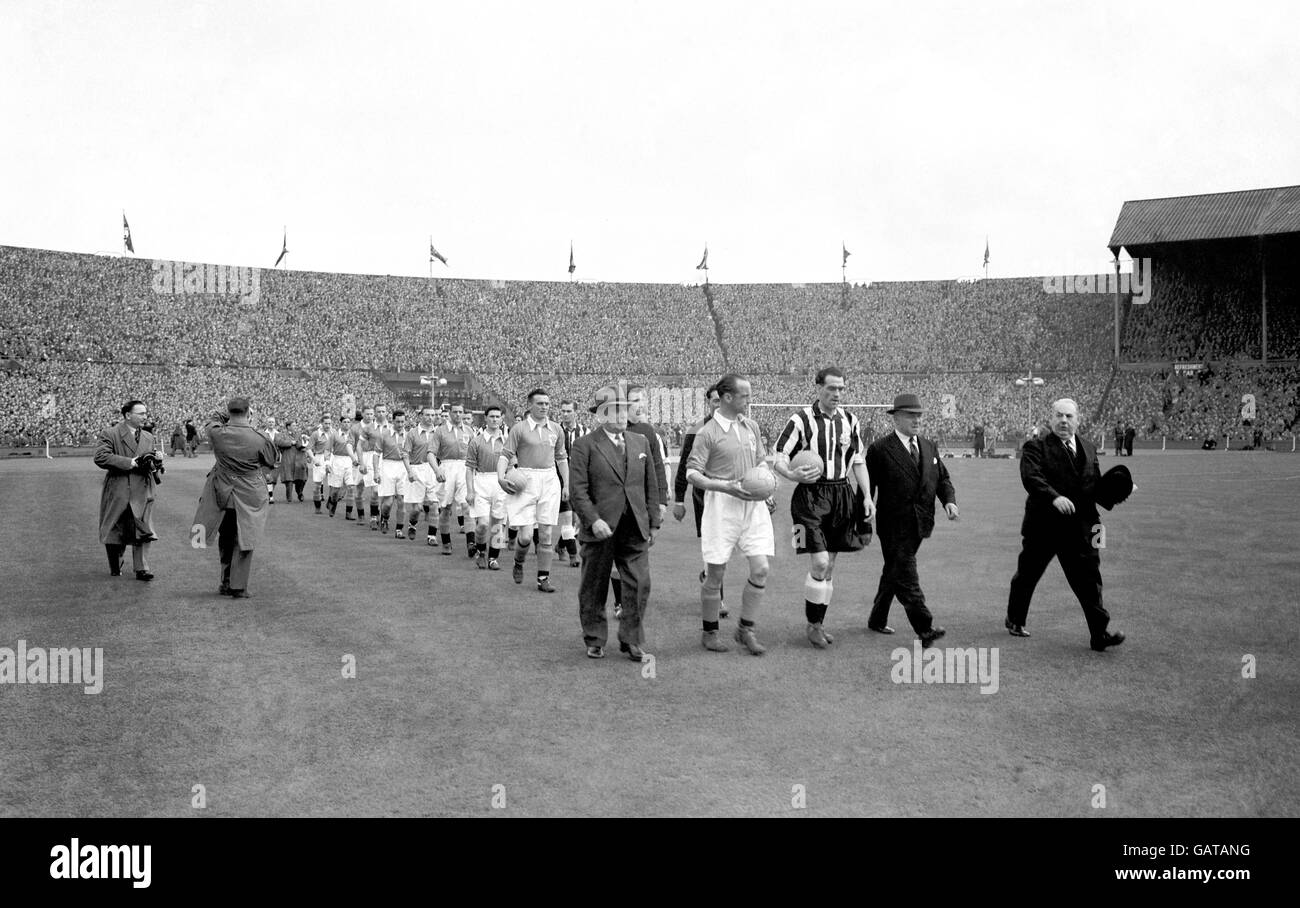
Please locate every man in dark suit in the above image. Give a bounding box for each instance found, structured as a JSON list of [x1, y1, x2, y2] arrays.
[[864, 393, 958, 648], [570, 385, 662, 662], [1123, 424, 1136, 457], [93, 399, 160, 580], [1005, 398, 1125, 651]]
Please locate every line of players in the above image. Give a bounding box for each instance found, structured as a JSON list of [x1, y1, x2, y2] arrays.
[[301, 397, 591, 587]]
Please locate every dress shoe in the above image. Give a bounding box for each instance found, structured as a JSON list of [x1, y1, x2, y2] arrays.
[[109, 568, 122, 577], [701, 630, 730, 652], [218, 583, 231, 596], [619, 642, 648, 663], [868, 624, 896, 635], [806, 623, 830, 649], [920, 626, 947, 649], [536, 579, 556, 593], [135, 570, 154, 582], [1005, 617, 1031, 637], [734, 624, 766, 656], [229, 590, 250, 599], [586, 645, 605, 659], [512, 562, 524, 584], [1090, 631, 1126, 652]]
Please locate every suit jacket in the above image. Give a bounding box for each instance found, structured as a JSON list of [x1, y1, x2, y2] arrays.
[[627, 420, 668, 506], [866, 433, 955, 541], [193, 422, 279, 551], [94, 422, 158, 544], [1018, 433, 1101, 539], [570, 429, 661, 544]]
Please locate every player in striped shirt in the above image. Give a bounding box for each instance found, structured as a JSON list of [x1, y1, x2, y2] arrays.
[[772, 366, 875, 649]]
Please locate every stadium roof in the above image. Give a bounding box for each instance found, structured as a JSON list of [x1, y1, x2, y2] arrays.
[[1108, 185, 1300, 251]]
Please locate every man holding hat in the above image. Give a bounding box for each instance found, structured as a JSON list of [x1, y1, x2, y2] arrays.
[[192, 396, 280, 598], [94, 399, 161, 580], [1005, 398, 1127, 651], [864, 393, 958, 648], [569, 384, 661, 661]]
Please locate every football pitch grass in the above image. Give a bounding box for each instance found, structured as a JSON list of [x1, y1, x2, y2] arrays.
[[1, 451, 1297, 817]]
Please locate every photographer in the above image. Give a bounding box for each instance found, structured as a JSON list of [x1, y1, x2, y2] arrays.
[[93, 399, 162, 580]]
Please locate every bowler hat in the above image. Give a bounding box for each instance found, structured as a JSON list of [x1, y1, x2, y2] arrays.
[[886, 393, 923, 414], [1096, 464, 1133, 510]]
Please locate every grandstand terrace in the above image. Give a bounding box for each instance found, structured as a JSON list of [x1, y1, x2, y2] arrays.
[[2, 236, 1298, 451]]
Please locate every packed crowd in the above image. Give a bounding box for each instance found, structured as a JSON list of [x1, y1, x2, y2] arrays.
[[1104, 364, 1300, 443], [2, 244, 1297, 449], [710, 278, 1116, 374], [0, 361, 395, 447]]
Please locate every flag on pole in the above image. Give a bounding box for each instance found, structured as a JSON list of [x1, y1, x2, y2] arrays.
[[430, 239, 447, 266], [568, 242, 576, 275], [983, 237, 990, 267], [696, 245, 709, 270], [122, 212, 134, 254], [274, 228, 288, 267], [842, 242, 850, 265], [419, 374, 435, 386]]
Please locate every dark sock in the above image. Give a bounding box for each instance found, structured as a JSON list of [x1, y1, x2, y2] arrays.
[[441, 533, 451, 545], [703, 620, 719, 633], [508, 528, 518, 543], [538, 571, 549, 582], [488, 547, 500, 559], [457, 515, 465, 529], [805, 602, 828, 624]]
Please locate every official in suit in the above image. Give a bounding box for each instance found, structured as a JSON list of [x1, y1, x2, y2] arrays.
[[93, 399, 160, 580], [1005, 398, 1126, 651], [192, 397, 280, 598], [864, 393, 958, 648], [570, 385, 662, 662]]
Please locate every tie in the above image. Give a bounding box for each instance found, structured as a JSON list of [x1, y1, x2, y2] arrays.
[[611, 433, 624, 450], [133, 428, 141, 444], [909, 436, 919, 467]]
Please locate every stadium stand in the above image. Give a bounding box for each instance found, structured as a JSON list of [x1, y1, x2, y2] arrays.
[[3, 196, 1298, 453]]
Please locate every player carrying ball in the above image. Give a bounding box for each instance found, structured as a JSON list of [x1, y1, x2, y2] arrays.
[[771, 366, 874, 649], [684, 373, 775, 655]]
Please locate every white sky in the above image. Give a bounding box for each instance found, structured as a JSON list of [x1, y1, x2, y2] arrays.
[[2, 0, 1297, 283]]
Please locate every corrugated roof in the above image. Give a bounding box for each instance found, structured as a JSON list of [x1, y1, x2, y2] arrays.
[[1108, 185, 1300, 250]]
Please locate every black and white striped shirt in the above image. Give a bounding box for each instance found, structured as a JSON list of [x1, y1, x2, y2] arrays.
[[774, 403, 865, 481]]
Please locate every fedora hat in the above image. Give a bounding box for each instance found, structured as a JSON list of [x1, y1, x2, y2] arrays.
[[1096, 464, 1134, 510], [886, 393, 923, 414]]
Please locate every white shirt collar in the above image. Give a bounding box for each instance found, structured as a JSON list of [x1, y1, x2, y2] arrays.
[[895, 429, 917, 448], [527, 414, 546, 431], [713, 411, 736, 433]]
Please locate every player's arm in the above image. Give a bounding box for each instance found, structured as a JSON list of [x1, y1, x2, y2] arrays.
[[554, 425, 569, 501], [770, 415, 809, 482], [673, 430, 695, 506]]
